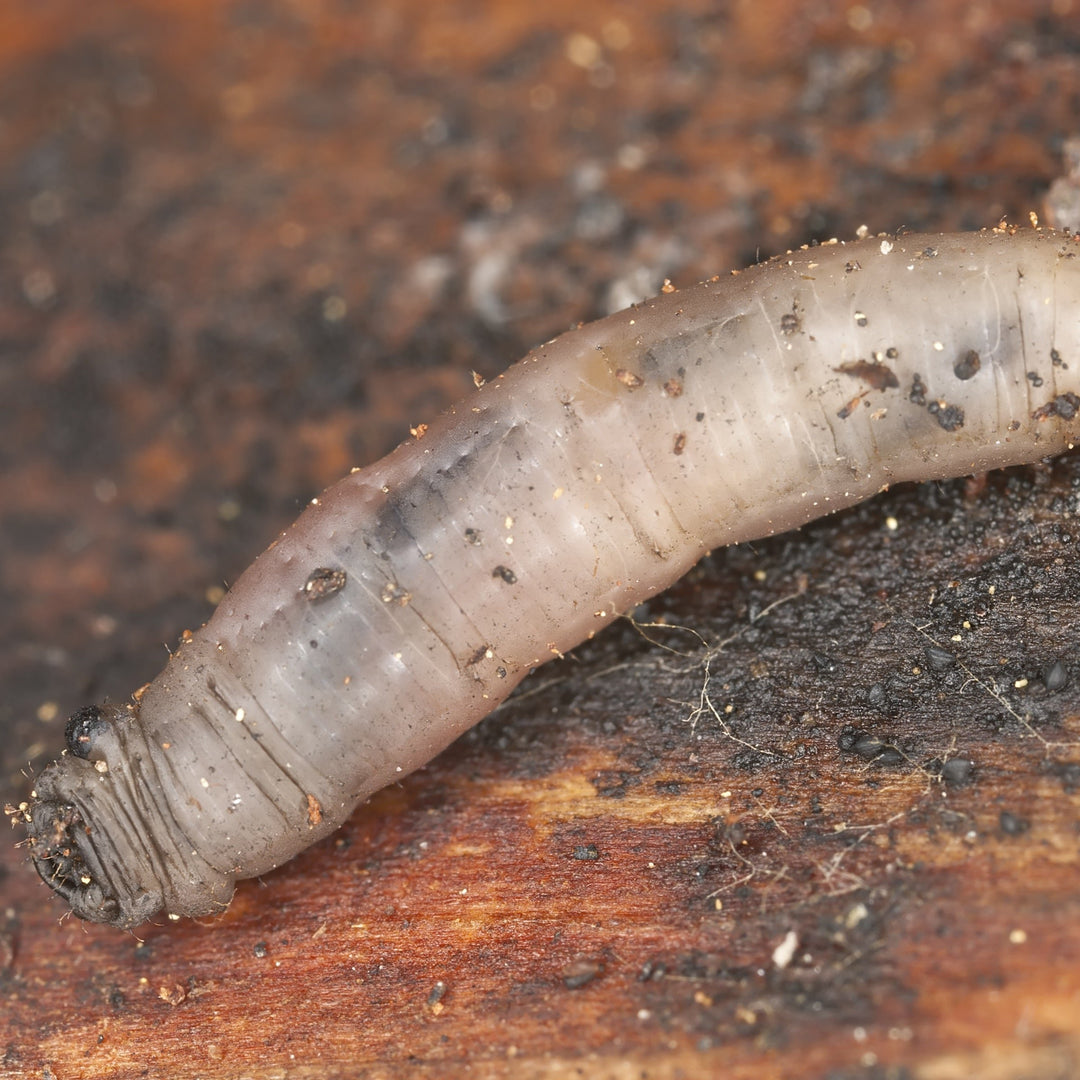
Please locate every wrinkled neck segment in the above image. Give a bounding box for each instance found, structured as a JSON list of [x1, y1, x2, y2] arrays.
[[28, 777, 161, 928], [25, 705, 232, 929]]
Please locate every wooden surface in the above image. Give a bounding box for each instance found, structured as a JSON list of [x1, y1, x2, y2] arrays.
[[2, 1, 1079, 1077]]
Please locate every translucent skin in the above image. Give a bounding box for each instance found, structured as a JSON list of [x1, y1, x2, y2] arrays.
[[23, 226, 1080, 928]]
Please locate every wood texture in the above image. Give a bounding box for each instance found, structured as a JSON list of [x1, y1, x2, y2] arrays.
[[2, 1, 1079, 1077]]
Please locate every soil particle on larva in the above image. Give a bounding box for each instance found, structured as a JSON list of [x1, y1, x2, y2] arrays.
[[303, 567, 347, 600], [835, 359, 900, 390], [1033, 392, 1080, 421], [953, 350, 981, 380], [927, 400, 965, 432]]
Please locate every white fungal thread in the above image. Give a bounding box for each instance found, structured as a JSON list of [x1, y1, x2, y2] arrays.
[[18, 224, 1080, 928]]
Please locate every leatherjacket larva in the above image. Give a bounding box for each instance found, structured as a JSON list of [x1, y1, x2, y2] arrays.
[[18, 225, 1080, 928]]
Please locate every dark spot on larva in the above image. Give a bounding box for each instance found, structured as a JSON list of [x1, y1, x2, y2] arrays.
[[253, 942, 269, 959], [1043, 659, 1069, 691], [309, 639, 318, 649], [1032, 392, 1080, 421], [695, 411, 705, 422], [615, 368, 644, 389], [836, 396, 863, 420], [303, 567, 347, 600], [1051, 348, 1064, 366], [780, 310, 801, 335], [638, 348, 665, 380], [663, 378, 683, 397], [853, 311, 868, 327], [1027, 371, 1044, 388], [835, 359, 899, 391], [493, 565, 517, 584], [496, 666, 507, 678], [924, 646, 956, 671], [845, 260, 861, 273], [65, 705, 112, 759], [922, 246, 938, 257], [886, 346, 898, 359], [573, 844, 599, 861], [464, 527, 482, 545], [467, 644, 492, 666], [673, 432, 686, 455], [909, 375, 927, 406], [928, 401, 965, 432], [999, 810, 1030, 836], [1008, 419, 1021, 431], [953, 350, 981, 380]]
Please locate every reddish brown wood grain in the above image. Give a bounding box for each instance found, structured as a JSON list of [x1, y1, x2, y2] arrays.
[[2, 1, 1079, 1077]]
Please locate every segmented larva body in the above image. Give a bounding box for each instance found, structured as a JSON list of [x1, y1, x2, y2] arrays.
[[22, 226, 1080, 928]]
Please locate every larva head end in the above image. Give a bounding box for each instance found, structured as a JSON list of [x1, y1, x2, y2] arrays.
[[27, 796, 163, 929], [26, 702, 237, 930]]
